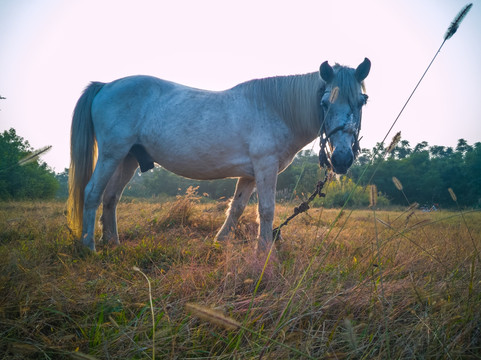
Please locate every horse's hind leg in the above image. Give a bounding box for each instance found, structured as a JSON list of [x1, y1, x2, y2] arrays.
[[100, 153, 139, 245], [215, 177, 255, 242], [82, 153, 126, 251]]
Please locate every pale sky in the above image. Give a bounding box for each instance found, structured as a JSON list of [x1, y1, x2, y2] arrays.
[[1, 0, 480, 172]]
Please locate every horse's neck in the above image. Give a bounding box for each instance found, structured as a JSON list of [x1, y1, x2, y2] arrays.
[[239, 73, 322, 139], [285, 74, 322, 139]]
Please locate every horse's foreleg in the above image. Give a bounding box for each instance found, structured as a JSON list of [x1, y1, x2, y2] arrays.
[[253, 162, 278, 251], [100, 154, 138, 245], [215, 177, 255, 242], [82, 155, 123, 251]]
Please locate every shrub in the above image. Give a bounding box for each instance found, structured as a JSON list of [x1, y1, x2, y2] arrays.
[[312, 176, 389, 208]]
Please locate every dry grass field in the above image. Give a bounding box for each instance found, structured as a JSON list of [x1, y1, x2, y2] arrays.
[[0, 194, 480, 359]]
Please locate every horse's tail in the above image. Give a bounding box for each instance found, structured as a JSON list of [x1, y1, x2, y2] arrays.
[[67, 82, 105, 238]]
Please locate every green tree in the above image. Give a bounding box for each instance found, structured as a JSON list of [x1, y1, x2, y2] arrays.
[[394, 140, 412, 159], [350, 139, 481, 208], [0, 128, 58, 200], [123, 167, 236, 200], [355, 148, 373, 166], [413, 141, 428, 153], [463, 142, 481, 206], [277, 150, 321, 199], [430, 145, 446, 158], [55, 169, 69, 199]]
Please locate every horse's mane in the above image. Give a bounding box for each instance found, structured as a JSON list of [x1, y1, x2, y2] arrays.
[[234, 72, 323, 136]]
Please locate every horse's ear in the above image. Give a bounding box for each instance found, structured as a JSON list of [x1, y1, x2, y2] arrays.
[[355, 58, 371, 82], [320, 61, 334, 83]]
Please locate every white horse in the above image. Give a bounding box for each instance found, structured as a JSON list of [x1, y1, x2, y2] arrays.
[[67, 58, 371, 251]]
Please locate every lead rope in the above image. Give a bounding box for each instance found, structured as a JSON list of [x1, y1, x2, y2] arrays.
[[272, 172, 329, 241]]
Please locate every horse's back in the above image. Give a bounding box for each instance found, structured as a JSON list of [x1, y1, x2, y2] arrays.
[[91, 76, 182, 140], [93, 75, 177, 110], [92, 75, 231, 122]]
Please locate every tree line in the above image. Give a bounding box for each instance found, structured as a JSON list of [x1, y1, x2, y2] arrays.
[[1, 128, 479, 208], [0, 129, 58, 200], [350, 138, 481, 208]]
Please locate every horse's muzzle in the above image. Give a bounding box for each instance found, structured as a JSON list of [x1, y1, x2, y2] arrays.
[[331, 148, 354, 174]]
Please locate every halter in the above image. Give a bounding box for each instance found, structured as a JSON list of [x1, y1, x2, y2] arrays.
[[318, 90, 362, 170]]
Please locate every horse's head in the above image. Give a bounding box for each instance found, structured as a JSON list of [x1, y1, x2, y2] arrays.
[[319, 58, 371, 174]]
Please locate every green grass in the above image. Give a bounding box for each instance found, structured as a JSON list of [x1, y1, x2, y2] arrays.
[[0, 198, 480, 359]]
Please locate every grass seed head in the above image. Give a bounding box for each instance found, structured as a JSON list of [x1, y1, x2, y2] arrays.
[[448, 187, 457, 202], [369, 184, 378, 208], [18, 145, 52, 166], [392, 176, 403, 191], [185, 303, 241, 331], [408, 202, 419, 211], [329, 86, 339, 103], [444, 3, 473, 41], [343, 318, 359, 352], [387, 131, 401, 154]]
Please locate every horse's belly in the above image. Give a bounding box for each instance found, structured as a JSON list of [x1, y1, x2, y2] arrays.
[[151, 149, 254, 180]]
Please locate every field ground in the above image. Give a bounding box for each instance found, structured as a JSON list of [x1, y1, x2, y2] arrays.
[[0, 197, 480, 359]]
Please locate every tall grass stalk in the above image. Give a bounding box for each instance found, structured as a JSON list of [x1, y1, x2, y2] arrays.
[[133, 266, 155, 360], [448, 188, 479, 262], [447, 187, 479, 313], [266, 164, 375, 343], [390, 176, 435, 252], [231, 239, 279, 353], [264, 177, 363, 350], [186, 303, 316, 359], [361, 3, 473, 188], [370, 187, 391, 357]]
